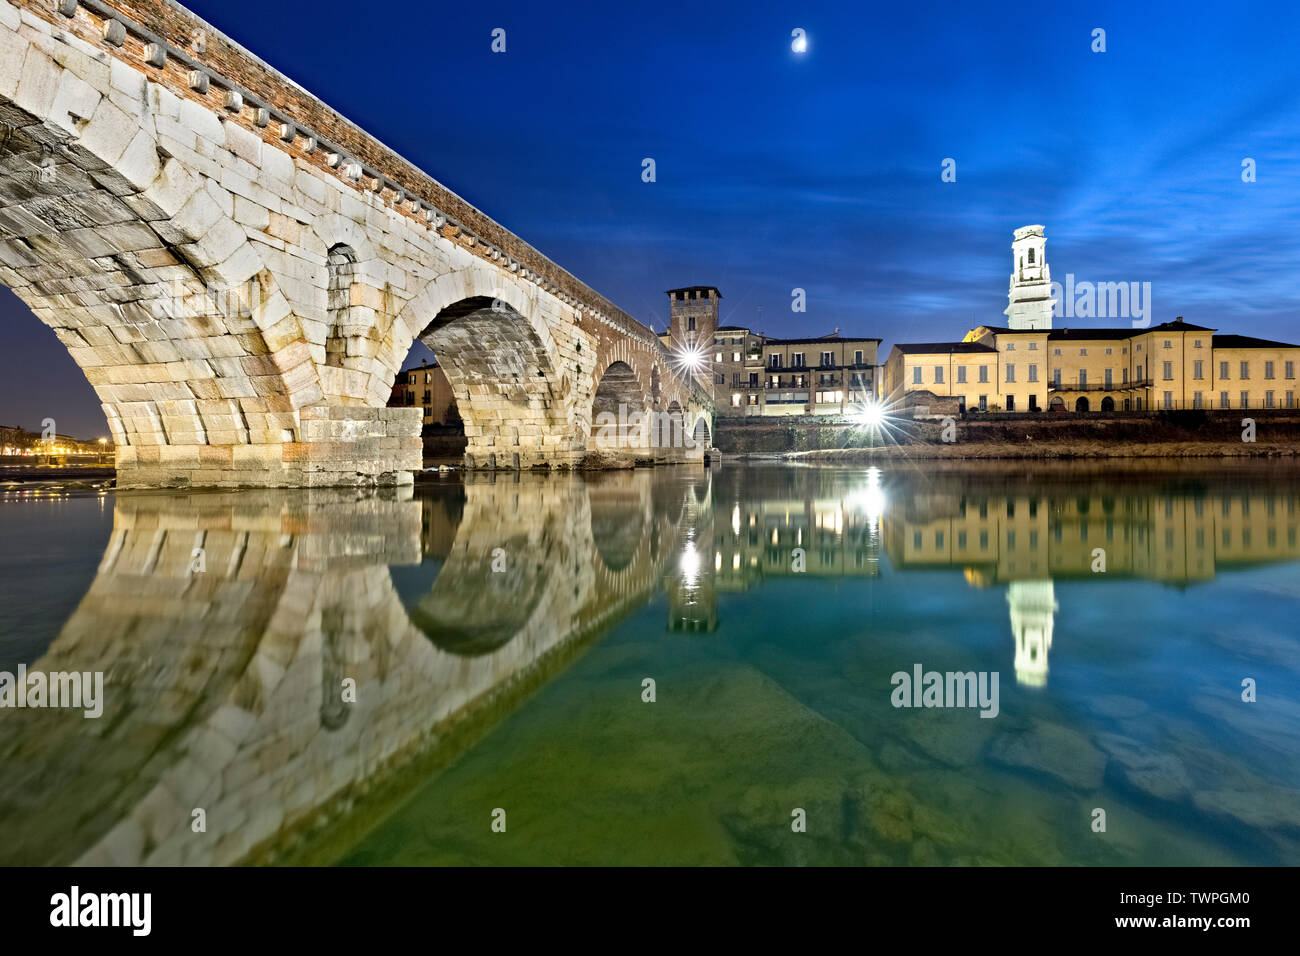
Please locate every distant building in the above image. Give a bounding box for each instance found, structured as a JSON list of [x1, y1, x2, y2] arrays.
[[0, 426, 111, 457], [388, 360, 460, 427], [883, 226, 1300, 413], [659, 287, 881, 417]]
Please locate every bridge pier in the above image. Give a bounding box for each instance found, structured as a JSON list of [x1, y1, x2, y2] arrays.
[[115, 406, 421, 489]]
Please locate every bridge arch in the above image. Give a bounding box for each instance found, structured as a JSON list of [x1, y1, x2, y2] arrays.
[[0, 39, 313, 478], [591, 360, 647, 456], [691, 414, 712, 449]]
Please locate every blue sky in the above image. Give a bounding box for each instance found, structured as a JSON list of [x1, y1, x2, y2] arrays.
[[4, 0, 1300, 435]]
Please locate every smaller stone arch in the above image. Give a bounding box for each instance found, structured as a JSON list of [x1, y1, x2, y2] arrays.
[[325, 244, 359, 369], [591, 360, 646, 454], [691, 415, 712, 449]]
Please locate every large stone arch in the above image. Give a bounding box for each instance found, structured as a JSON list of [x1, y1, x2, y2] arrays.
[[0, 83, 310, 447]]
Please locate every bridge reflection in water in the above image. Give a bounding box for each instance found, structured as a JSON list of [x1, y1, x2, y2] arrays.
[[1, 463, 1299, 865]]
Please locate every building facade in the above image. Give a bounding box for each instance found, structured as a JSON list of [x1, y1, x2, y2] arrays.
[[389, 361, 460, 427], [659, 287, 881, 417], [883, 227, 1300, 413]]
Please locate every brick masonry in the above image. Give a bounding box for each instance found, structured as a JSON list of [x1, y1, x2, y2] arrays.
[[0, 0, 712, 487]]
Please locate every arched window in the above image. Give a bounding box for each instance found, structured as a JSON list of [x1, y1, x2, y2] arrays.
[[325, 244, 358, 368]]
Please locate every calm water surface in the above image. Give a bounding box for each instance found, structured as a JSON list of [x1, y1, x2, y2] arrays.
[[2, 462, 1299, 865]]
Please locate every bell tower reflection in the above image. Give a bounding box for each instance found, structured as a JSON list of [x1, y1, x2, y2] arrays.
[[1007, 580, 1058, 687]]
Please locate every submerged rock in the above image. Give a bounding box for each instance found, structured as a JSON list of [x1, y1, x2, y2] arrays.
[[1193, 790, 1300, 830], [988, 719, 1107, 790], [1094, 732, 1192, 801]]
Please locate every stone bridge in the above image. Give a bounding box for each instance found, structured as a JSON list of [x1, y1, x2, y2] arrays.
[[0, 0, 712, 488], [0, 470, 712, 865]]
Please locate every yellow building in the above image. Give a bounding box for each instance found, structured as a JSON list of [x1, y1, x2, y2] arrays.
[[389, 360, 459, 426], [882, 226, 1300, 414], [884, 319, 1300, 414]]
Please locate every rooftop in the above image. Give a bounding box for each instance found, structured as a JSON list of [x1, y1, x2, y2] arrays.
[[893, 342, 998, 355], [1212, 333, 1300, 349]]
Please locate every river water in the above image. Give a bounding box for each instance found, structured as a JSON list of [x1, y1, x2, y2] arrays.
[[1, 462, 1298, 865]]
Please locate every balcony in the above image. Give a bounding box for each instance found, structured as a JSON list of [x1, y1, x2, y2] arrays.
[[1048, 378, 1153, 392]]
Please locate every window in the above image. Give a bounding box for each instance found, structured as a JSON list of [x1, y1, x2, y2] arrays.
[[1029, 341, 1038, 350], [1137, 364, 1144, 380], [1220, 361, 1230, 380], [1266, 391, 1275, 408], [1241, 391, 1250, 408], [957, 366, 967, 383], [1122, 368, 1128, 384], [1079, 369, 1087, 387], [854, 350, 863, 365], [731, 393, 741, 407], [1054, 348, 1062, 356], [770, 355, 783, 369], [748, 372, 758, 386], [978, 365, 989, 383], [732, 373, 741, 386], [1163, 391, 1173, 409], [1053, 368, 1062, 387], [747, 394, 758, 406], [1028, 364, 1038, 382], [1105, 368, 1113, 387], [1287, 361, 1296, 379], [1193, 360, 1203, 380], [1028, 247, 1035, 263], [793, 353, 806, 368], [1220, 391, 1229, 408], [1080, 348, 1088, 356], [934, 367, 944, 384], [1122, 347, 1128, 355], [732, 352, 741, 362], [912, 366, 922, 384], [688, 317, 696, 331], [1006, 342, 1016, 351], [1163, 361, 1173, 380], [979, 395, 988, 411], [1164, 340, 1172, 349], [715, 352, 723, 363], [819, 351, 833, 366], [1288, 391, 1295, 408], [1194, 339, 1203, 348], [1266, 361, 1276, 380], [715, 373, 725, 384], [1005, 364, 1015, 383], [1193, 391, 1203, 409], [1105, 347, 1113, 355], [1241, 361, 1250, 379], [1006, 395, 1016, 411]]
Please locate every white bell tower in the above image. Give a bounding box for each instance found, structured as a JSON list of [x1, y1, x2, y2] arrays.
[[1004, 225, 1055, 330]]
